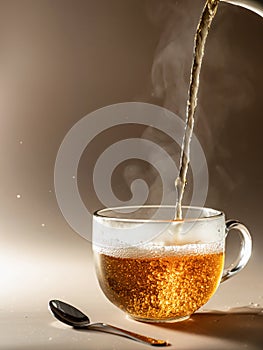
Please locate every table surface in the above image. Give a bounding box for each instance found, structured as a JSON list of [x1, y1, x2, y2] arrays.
[[1, 240, 262, 350]]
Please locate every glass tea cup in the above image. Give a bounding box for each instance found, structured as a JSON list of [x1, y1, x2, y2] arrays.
[[92, 205, 252, 323]]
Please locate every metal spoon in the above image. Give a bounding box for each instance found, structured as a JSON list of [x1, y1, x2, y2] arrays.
[[49, 300, 169, 347]]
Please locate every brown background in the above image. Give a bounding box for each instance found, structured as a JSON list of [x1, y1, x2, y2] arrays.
[[0, 0, 262, 302]]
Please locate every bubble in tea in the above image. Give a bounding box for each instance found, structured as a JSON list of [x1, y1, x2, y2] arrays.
[[94, 242, 224, 321]]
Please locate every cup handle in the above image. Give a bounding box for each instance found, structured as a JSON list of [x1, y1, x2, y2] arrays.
[[221, 220, 252, 283]]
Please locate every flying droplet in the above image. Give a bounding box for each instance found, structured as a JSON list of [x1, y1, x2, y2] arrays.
[[41, 223, 45, 227], [19, 140, 23, 145], [16, 194, 21, 199], [72, 175, 76, 179]]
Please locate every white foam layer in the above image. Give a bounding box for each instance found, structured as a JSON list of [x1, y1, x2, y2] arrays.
[[93, 241, 224, 258], [93, 214, 225, 249]]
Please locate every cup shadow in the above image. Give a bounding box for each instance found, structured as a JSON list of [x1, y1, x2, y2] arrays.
[[152, 306, 263, 349]]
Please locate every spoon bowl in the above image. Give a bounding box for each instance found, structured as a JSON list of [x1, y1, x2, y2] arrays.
[[49, 300, 90, 327]]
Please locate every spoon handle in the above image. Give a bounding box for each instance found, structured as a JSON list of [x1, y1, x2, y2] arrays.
[[87, 322, 169, 346]]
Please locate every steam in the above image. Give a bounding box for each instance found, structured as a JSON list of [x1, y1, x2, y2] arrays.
[[147, 0, 255, 204], [150, 0, 204, 116]]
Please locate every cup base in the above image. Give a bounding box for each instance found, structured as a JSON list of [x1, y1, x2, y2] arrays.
[[128, 315, 190, 323]]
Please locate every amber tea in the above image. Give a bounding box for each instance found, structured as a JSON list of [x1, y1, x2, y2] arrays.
[[94, 243, 224, 321]]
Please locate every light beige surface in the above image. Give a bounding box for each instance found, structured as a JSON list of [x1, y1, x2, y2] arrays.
[[1, 233, 263, 350]]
